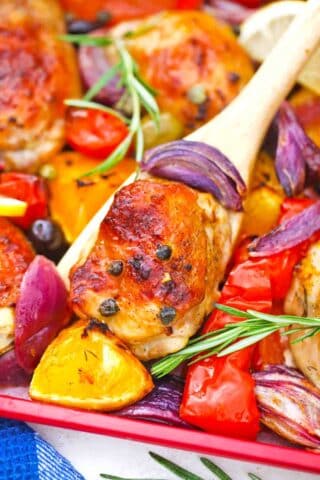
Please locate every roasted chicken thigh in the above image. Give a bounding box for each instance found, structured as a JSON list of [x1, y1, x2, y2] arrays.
[[70, 179, 231, 360], [0, 0, 80, 171]]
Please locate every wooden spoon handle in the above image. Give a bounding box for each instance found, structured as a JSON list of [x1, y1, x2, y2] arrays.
[[188, 0, 320, 184]]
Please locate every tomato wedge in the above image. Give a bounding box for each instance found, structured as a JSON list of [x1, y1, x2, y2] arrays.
[[65, 108, 129, 159]]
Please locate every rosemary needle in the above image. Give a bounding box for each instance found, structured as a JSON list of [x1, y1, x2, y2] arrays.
[[200, 458, 232, 480], [149, 452, 205, 480]]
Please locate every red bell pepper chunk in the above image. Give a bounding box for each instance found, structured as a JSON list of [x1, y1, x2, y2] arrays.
[[0, 173, 48, 230]]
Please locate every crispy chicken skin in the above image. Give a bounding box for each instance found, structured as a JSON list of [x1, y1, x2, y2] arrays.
[[0, 0, 81, 171], [70, 179, 231, 360], [285, 241, 320, 388], [109, 11, 254, 134], [0, 218, 34, 308]]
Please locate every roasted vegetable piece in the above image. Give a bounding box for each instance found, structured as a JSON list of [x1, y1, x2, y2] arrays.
[[0, 0, 80, 171], [0, 173, 48, 230], [65, 107, 129, 159], [70, 179, 231, 360], [30, 319, 153, 410], [0, 218, 34, 309], [15, 256, 70, 373], [48, 152, 135, 242], [254, 365, 320, 450], [80, 11, 253, 134], [117, 376, 190, 427], [59, 0, 203, 24]]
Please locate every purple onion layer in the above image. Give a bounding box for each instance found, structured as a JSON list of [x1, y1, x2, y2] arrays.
[[141, 140, 246, 211], [249, 200, 320, 256], [254, 365, 320, 450], [116, 375, 191, 428]]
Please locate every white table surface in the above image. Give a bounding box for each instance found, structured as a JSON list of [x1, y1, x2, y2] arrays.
[[30, 423, 320, 480]]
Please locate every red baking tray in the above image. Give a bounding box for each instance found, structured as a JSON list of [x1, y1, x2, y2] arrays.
[[1, 388, 320, 474]]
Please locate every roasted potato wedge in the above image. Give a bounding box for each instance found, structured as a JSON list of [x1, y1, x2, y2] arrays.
[[30, 320, 153, 410]]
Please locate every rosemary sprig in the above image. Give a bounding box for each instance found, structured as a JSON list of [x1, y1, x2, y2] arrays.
[[100, 453, 261, 480], [61, 34, 160, 176], [151, 304, 320, 378]]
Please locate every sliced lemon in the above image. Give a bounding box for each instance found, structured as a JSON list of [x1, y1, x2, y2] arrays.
[[239, 1, 320, 95], [0, 195, 27, 217]]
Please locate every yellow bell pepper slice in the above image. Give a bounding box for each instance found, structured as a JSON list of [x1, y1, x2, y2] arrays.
[[0, 195, 27, 217]]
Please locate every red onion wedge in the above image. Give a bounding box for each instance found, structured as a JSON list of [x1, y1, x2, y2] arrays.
[[141, 140, 246, 211], [275, 102, 320, 196], [254, 365, 320, 450], [0, 348, 30, 386], [78, 37, 124, 106], [249, 200, 320, 257], [275, 103, 306, 196], [117, 376, 191, 428], [15, 255, 71, 373]]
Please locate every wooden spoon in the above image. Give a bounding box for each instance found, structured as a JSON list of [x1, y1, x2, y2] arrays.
[[58, 0, 320, 285]]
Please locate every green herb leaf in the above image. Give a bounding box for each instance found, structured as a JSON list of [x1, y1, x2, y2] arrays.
[[60, 34, 113, 47], [200, 458, 232, 480], [149, 452, 205, 480]]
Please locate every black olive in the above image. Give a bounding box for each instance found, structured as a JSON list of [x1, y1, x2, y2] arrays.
[[108, 260, 123, 276], [156, 245, 172, 261], [27, 219, 69, 263], [159, 306, 176, 325], [99, 298, 120, 317]]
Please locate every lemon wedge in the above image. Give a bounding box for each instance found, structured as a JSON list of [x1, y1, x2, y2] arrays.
[[239, 1, 320, 95], [0, 195, 27, 217]]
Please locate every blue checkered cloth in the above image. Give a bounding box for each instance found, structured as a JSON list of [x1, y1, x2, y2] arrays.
[[0, 419, 85, 480]]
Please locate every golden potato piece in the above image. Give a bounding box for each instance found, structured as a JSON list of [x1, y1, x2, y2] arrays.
[[30, 320, 153, 410], [242, 186, 283, 237]]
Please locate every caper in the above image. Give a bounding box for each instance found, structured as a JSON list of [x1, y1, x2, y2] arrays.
[[156, 245, 172, 261], [159, 306, 176, 325], [99, 298, 120, 317], [108, 260, 123, 276]]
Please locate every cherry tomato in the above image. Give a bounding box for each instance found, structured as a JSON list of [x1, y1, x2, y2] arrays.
[[60, 0, 203, 24], [65, 108, 129, 159], [0, 173, 48, 230]]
